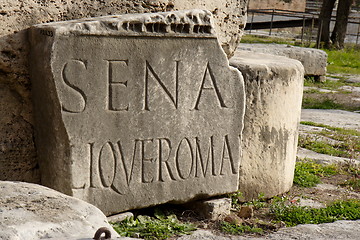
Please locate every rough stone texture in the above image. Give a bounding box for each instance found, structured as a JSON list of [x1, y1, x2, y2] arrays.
[[29, 10, 245, 215], [108, 212, 134, 223], [248, 0, 306, 11], [230, 51, 304, 200], [297, 147, 360, 165], [301, 109, 360, 131], [263, 220, 360, 240], [238, 206, 253, 219], [186, 198, 231, 220], [175, 220, 360, 239], [0, 181, 120, 240], [237, 43, 327, 80], [0, 0, 247, 184]]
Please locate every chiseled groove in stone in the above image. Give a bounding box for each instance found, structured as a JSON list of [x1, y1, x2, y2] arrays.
[[34, 9, 216, 38]]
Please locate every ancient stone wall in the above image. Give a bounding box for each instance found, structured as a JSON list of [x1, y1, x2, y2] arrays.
[[0, 0, 247, 184], [248, 0, 306, 11]]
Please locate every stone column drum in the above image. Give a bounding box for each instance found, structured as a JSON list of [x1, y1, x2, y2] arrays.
[[29, 10, 245, 215], [230, 50, 304, 200]]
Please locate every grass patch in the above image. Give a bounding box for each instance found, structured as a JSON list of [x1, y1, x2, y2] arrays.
[[271, 199, 360, 226], [240, 34, 294, 45], [324, 47, 360, 75], [340, 164, 360, 191], [220, 221, 263, 235], [294, 159, 338, 187], [304, 77, 345, 89], [341, 178, 360, 191], [304, 75, 360, 89], [299, 122, 360, 159], [300, 121, 360, 137], [302, 97, 343, 110], [243, 193, 267, 209], [299, 135, 353, 158], [112, 209, 196, 239]]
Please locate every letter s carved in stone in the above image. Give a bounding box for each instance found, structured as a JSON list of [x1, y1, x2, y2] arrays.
[[60, 59, 87, 113]]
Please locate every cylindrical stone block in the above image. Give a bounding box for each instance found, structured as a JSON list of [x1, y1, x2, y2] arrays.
[[230, 51, 304, 200]]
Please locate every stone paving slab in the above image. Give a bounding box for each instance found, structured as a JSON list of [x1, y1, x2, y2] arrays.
[[301, 109, 360, 131], [297, 147, 360, 165], [173, 220, 360, 239]]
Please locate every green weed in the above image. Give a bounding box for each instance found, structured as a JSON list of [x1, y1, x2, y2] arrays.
[[240, 34, 294, 45], [324, 47, 360, 75], [304, 76, 360, 90], [341, 178, 360, 191], [298, 135, 351, 158], [293, 159, 338, 187], [112, 209, 196, 240], [220, 221, 263, 235], [300, 121, 360, 137], [302, 97, 344, 110], [228, 191, 244, 208], [271, 199, 360, 226], [243, 193, 267, 209], [299, 122, 360, 159]]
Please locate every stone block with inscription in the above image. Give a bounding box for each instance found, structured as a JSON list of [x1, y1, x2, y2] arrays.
[[29, 10, 245, 215]]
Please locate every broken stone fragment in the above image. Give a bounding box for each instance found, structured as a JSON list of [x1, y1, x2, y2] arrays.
[[186, 198, 232, 220], [238, 205, 254, 219]]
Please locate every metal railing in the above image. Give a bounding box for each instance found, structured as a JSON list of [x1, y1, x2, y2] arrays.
[[246, 9, 360, 46]]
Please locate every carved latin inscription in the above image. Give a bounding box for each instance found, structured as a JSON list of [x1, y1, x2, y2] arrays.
[[106, 59, 129, 111], [30, 9, 244, 214], [61, 60, 87, 113], [61, 59, 229, 113], [89, 135, 240, 195]]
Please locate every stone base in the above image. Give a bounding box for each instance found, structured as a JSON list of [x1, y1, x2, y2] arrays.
[[230, 51, 304, 200], [185, 198, 231, 220]]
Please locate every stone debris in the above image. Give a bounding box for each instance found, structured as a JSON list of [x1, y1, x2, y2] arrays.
[[186, 198, 232, 221], [107, 212, 134, 223], [223, 214, 244, 225], [237, 206, 254, 219]]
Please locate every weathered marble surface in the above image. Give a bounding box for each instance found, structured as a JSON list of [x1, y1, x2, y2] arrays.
[[30, 10, 245, 215], [0, 181, 120, 240], [0, 0, 247, 185], [237, 43, 327, 80], [230, 50, 304, 200]]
